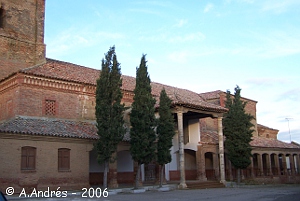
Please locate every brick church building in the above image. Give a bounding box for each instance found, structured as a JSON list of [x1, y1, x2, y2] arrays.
[[0, 0, 299, 193]]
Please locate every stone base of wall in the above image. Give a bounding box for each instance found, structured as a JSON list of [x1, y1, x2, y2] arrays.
[[243, 176, 300, 185], [169, 170, 197, 181], [89, 172, 135, 185], [169, 171, 180, 181]]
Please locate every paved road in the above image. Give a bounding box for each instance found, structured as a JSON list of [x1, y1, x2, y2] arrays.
[[6, 185, 300, 201]]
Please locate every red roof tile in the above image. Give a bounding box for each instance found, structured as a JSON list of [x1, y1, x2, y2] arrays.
[[199, 131, 300, 149], [0, 116, 98, 139], [199, 90, 223, 100], [250, 136, 300, 149], [199, 90, 257, 103], [20, 58, 228, 113], [0, 116, 131, 141], [257, 124, 279, 132]]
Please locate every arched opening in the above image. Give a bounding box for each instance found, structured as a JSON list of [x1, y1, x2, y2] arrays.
[[205, 152, 214, 180], [252, 153, 259, 176], [184, 149, 197, 180], [262, 154, 268, 175], [278, 154, 284, 175], [270, 154, 277, 175]]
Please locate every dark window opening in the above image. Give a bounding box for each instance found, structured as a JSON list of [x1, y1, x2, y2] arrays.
[[58, 148, 70, 171], [21, 146, 36, 170]]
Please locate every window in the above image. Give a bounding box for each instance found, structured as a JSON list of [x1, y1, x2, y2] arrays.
[[21, 146, 36, 170], [58, 148, 70, 171], [0, 5, 5, 28], [45, 99, 56, 116]]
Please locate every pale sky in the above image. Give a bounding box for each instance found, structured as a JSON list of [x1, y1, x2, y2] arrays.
[[44, 0, 300, 143]]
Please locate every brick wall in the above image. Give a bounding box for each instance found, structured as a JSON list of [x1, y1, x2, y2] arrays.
[[0, 134, 94, 192], [0, 74, 135, 121], [257, 125, 279, 139], [0, 0, 46, 80], [204, 92, 258, 137], [18, 86, 86, 120], [0, 83, 19, 121]]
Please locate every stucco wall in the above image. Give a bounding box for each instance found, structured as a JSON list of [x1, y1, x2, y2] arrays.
[[0, 133, 93, 193]]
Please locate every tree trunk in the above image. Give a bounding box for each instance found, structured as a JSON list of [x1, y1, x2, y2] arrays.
[[159, 165, 164, 188], [134, 163, 141, 189], [237, 168, 241, 185], [103, 160, 109, 189]]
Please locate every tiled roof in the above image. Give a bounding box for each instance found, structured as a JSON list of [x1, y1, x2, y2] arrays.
[[199, 131, 300, 149], [0, 116, 98, 139], [257, 124, 279, 131], [21, 58, 100, 85], [250, 136, 300, 149], [199, 90, 222, 100], [199, 90, 257, 103], [0, 116, 131, 141], [20, 58, 227, 113]]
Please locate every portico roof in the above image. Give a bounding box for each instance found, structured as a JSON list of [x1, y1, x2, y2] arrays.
[[200, 130, 300, 149]]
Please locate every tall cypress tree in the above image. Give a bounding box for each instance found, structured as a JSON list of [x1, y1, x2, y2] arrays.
[[130, 54, 156, 189], [223, 85, 254, 184], [157, 88, 175, 187], [95, 46, 125, 188]]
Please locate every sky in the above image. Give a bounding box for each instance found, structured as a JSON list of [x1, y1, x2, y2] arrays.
[[44, 0, 300, 143]]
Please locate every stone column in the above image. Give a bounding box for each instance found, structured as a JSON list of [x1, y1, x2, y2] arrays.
[[289, 154, 295, 176], [257, 154, 264, 176], [295, 154, 300, 175], [274, 154, 280, 176], [282, 155, 287, 175], [296, 154, 300, 175], [217, 117, 226, 184], [108, 152, 118, 188], [250, 156, 255, 178], [177, 110, 187, 189], [267, 154, 273, 177]]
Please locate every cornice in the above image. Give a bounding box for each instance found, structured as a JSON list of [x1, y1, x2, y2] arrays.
[[0, 75, 19, 94]]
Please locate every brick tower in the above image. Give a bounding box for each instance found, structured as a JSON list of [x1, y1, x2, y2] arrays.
[[0, 0, 46, 80]]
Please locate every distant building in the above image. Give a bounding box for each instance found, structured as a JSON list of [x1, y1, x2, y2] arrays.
[[0, 0, 299, 193]]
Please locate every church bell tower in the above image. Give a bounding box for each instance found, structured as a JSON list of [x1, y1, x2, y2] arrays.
[[0, 0, 46, 80]]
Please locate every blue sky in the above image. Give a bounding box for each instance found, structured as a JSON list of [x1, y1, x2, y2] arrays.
[[44, 0, 300, 143]]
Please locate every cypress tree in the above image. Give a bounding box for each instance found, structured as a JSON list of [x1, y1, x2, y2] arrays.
[[130, 54, 156, 189], [157, 88, 175, 187], [223, 85, 254, 185], [95, 46, 125, 188]]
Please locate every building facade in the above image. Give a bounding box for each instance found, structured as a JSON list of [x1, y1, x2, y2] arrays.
[[0, 0, 299, 193]]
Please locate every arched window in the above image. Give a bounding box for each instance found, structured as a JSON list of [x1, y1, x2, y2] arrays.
[[21, 146, 36, 170], [58, 148, 70, 171]]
